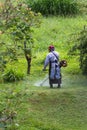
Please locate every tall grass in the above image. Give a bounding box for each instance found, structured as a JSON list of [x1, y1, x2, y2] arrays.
[[31, 16, 87, 75], [27, 0, 79, 16]]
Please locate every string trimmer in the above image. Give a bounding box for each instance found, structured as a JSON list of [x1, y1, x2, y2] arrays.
[[40, 76, 48, 86]]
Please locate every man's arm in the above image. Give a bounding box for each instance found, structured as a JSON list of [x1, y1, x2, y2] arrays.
[[43, 55, 50, 71]]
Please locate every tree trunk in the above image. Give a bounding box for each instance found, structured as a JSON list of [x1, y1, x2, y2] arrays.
[[24, 41, 31, 74], [25, 55, 31, 74]]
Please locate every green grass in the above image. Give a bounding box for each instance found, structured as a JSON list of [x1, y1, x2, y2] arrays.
[[0, 8, 87, 130], [32, 15, 87, 51], [0, 74, 87, 130], [32, 15, 87, 75]]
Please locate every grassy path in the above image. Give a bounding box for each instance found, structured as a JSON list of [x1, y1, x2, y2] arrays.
[[21, 73, 87, 130], [0, 73, 87, 130]]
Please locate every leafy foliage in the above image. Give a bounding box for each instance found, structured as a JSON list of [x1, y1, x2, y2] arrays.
[[2, 68, 25, 82], [0, 0, 42, 75], [69, 26, 87, 74], [27, 0, 79, 16], [0, 41, 18, 72]]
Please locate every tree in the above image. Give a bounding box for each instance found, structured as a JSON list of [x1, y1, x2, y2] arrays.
[[0, 0, 41, 74]]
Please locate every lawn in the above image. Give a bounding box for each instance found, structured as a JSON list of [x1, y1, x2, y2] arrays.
[[0, 74, 87, 130]]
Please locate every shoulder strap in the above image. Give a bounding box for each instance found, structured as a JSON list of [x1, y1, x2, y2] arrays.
[[52, 52, 58, 60]]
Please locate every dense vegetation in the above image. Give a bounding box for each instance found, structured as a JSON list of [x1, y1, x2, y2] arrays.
[[69, 27, 87, 74], [0, 0, 87, 130], [0, 0, 42, 81], [0, 0, 87, 82], [27, 0, 79, 16]]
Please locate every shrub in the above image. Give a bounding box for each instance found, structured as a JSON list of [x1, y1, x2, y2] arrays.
[[78, 27, 87, 74], [27, 0, 79, 16], [69, 26, 87, 75], [2, 68, 25, 82]]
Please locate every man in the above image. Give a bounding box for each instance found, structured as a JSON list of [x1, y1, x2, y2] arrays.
[[43, 45, 61, 88]]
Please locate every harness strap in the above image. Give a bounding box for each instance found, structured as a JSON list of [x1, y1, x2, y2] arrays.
[[52, 52, 58, 60]]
